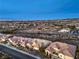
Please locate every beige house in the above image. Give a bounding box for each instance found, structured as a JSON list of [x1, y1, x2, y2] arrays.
[[45, 42, 76, 59], [25, 38, 33, 49], [0, 34, 8, 43], [32, 39, 52, 50]]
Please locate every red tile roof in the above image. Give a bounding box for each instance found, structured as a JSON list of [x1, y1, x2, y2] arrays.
[[46, 42, 76, 58]]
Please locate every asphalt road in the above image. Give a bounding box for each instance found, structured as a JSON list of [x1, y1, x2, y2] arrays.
[[0, 44, 41, 59]]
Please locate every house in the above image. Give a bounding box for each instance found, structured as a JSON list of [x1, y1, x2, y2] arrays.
[[58, 28, 70, 33], [45, 42, 76, 59], [8, 36, 34, 49], [32, 39, 52, 50], [25, 38, 33, 49], [8, 36, 33, 48], [8, 36, 20, 46], [19, 37, 28, 47], [0, 33, 8, 43]]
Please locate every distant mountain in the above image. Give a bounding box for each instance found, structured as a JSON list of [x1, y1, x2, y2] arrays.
[[0, 18, 79, 21], [63, 18, 79, 20]]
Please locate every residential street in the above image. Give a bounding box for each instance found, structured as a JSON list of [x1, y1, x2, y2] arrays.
[[0, 44, 40, 59]]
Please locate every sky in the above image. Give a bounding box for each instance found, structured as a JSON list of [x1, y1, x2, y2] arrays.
[[0, 0, 79, 20]]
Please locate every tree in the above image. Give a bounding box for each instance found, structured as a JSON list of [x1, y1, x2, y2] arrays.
[[68, 25, 76, 30], [39, 47, 45, 53]]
